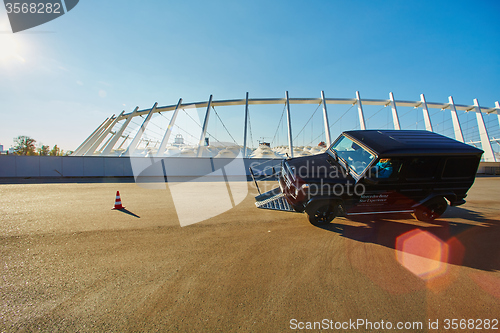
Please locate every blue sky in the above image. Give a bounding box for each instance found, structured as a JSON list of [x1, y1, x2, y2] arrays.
[[0, 0, 499, 151]]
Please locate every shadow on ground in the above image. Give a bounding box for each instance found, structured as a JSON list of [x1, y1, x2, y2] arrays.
[[112, 208, 141, 218], [316, 206, 500, 272]]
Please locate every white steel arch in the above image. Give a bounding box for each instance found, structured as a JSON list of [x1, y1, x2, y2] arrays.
[[73, 91, 499, 162]]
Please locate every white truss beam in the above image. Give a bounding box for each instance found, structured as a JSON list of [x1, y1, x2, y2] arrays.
[[356, 91, 366, 130], [121, 97, 499, 119], [496, 101, 500, 129], [286, 91, 294, 158], [124, 103, 157, 156], [243, 92, 249, 157], [156, 98, 182, 157], [321, 91, 332, 146], [84, 111, 125, 156], [448, 96, 464, 143], [101, 107, 139, 156], [389, 92, 401, 130], [117, 135, 129, 150], [197, 95, 213, 157], [420, 94, 433, 132], [73, 115, 114, 156], [474, 99, 496, 162], [73, 117, 110, 156]]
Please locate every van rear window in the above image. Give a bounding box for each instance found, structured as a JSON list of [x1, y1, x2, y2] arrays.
[[405, 157, 440, 180], [443, 157, 478, 179]]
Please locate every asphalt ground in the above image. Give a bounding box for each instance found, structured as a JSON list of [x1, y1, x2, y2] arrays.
[[0, 177, 499, 332]]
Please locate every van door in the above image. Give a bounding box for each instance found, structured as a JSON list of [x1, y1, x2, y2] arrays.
[[347, 158, 414, 215]]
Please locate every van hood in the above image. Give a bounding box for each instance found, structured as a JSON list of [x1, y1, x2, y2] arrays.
[[284, 153, 352, 182]]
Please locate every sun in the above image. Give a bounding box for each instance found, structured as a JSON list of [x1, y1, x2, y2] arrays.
[[0, 20, 26, 64]]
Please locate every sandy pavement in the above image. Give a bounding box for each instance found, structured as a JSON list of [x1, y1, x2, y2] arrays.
[[0, 177, 499, 332]]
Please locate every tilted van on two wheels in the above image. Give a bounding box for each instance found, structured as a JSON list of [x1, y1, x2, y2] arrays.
[[254, 130, 483, 225]]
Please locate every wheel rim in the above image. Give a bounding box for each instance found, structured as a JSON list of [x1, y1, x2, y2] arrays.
[[313, 207, 335, 223], [417, 199, 447, 221], [428, 203, 446, 219]]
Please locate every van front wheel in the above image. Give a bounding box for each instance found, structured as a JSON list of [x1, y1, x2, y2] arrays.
[[413, 197, 448, 222], [306, 201, 338, 225]]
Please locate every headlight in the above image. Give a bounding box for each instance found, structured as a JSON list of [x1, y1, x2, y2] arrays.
[[295, 184, 310, 195]]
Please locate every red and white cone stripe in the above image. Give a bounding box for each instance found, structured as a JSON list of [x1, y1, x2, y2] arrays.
[[113, 190, 125, 209]]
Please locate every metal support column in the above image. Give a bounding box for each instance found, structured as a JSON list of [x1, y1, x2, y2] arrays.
[[285, 91, 294, 158], [243, 92, 249, 157], [420, 94, 433, 132], [496, 101, 500, 129], [474, 99, 496, 162], [156, 98, 183, 157], [124, 103, 158, 156], [321, 91, 332, 146], [117, 135, 129, 150], [448, 96, 464, 142], [389, 92, 401, 130], [74, 115, 115, 156], [100, 132, 115, 152], [84, 111, 125, 156], [73, 117, 110, 155], [355, 91, 366, 130], [197, 95, 213, 157], [101, 107, 139, 156]]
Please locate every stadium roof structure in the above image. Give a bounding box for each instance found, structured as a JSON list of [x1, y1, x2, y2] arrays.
[[72, 91, 499, 162]]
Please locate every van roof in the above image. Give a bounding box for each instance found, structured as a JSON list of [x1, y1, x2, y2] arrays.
[[343, 130, 484, 156]]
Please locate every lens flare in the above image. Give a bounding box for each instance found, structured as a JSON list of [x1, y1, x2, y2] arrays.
[[396, 229, 449, 280]]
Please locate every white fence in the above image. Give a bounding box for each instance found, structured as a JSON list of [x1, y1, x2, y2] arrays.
[[0, 155, 498, 178], [0, 156, 278, 178]]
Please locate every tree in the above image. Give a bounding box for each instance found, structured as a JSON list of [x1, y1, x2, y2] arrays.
[[49, 145, 60, 156], [13, 136, 37, 155], [38, 145, 50, 156]]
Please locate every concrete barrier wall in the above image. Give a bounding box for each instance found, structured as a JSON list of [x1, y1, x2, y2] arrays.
[[477, 162, 500, 174], [0, 155, 280, 178], [2, 155, 495, 178]]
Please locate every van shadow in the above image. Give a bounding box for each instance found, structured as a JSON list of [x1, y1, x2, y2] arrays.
[[316, 206, 500, 272]]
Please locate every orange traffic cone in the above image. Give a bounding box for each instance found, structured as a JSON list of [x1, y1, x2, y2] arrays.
[[112, 191, 125, 210]]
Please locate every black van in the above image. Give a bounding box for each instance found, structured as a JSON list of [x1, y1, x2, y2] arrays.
[[254, 130, 483, 225]]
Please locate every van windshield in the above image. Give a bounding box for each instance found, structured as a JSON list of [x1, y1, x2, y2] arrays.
[[329, 135, 375, 175]]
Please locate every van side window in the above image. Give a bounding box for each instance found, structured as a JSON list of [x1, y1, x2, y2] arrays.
[[405, 157, 439, 180], [443, 157, 478, 179], [368, 158, 402, 179]]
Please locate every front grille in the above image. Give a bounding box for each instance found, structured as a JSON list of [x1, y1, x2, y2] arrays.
[[282, 169, 299, 199], [283, 172, 293, 188]]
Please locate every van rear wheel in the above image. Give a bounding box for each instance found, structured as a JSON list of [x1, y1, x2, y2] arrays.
[[413, 197, 447, 222], [306, 201, 338, 225]]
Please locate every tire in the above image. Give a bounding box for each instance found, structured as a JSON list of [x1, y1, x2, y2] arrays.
[[306, 200, 338, 225], [413, 197, 448, 222]]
